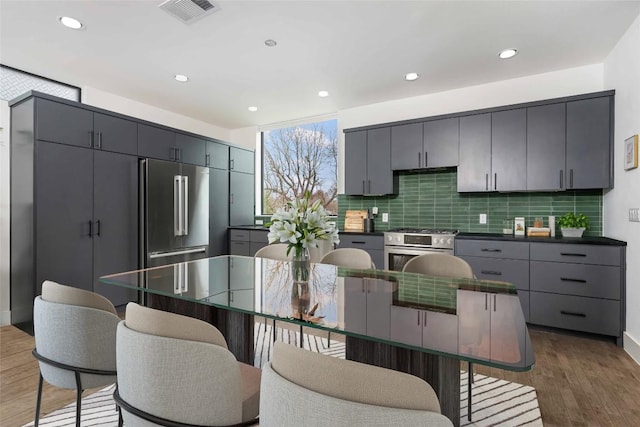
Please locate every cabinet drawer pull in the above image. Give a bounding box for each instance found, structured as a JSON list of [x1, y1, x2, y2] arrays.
[[560, 310, 586, 318], [560, 277, 587, 283], [481, 270, 502, 276], [351, 241, 366, 245], [560, 252, 587, 257], [480, 248, 501, 253]]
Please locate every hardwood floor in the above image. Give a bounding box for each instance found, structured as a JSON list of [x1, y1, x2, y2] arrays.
[[2, 324, 640, 426]]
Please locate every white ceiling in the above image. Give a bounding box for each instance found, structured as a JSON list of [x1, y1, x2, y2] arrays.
[[1, 1, 639, 130]]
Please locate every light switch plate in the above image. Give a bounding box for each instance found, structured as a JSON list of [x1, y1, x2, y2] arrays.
[[372, 206, 378, 215], [382, 213, 389, 223], [630, 208, 640, 222], [479, 213, 487, 224]]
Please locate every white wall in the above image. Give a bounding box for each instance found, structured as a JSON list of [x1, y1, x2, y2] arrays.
[[82, 86, 231, 141], [603, 14, 640, 363], [0, 100, 10, 325]]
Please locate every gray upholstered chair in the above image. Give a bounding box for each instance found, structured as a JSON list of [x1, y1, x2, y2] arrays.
[[402, 252, 475, 278], [254, 243, 292, 261], [33, 280, 120, 427], [320, 248, 375, 269], [260, 342, 453, 426], [115, 303, 260, 426]]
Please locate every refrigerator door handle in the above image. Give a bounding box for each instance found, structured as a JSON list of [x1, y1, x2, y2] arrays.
[[174, 175, 183, 236], [182, 175, 189, 236], [149, 246, 207, 259]]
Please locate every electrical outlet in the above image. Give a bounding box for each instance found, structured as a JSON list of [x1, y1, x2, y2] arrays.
[[255, 219, 264, 225], [479, 213, 487, 224], [382, 213, 389, 223], [372, 206, 378, 215], [630, 208, 640, 222]]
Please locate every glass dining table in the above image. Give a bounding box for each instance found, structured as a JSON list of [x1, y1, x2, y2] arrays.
[[100, 255, 535, 427]]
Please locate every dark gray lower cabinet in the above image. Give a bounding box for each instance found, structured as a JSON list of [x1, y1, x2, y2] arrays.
[[229, 172, 255, 226], [337, 234, 384, 269], [35, 142, 139, 306], [228, 228, 269, 256], [343, 278, 391, 340]]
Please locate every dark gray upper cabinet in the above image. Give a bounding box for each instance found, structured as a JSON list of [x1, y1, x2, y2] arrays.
[[36, 142, 94, 292], [566, 96, 612, 189], [93, 112, 137, 155], [175, 133, 206, 166], [230, 147, 255, 174], [229, 171, 255, 226], [209, 167, 230, 256], [36, 98, 138, 155], [36, 98, 93, 148], [207, 140, 230, 170], [491, 109, 526, 191], [138, 124, 177, 161], [391, 123, 422, 170], [345, 128, 395, 195], [423, 117, 459, 168], [458, 113, 491, 192], [526, 103, 566, 191], [92, 150, 139, 306], [391, 118, 459, 170]]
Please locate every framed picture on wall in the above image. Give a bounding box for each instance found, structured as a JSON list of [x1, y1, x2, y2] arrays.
[[624, 134, 638, 170]]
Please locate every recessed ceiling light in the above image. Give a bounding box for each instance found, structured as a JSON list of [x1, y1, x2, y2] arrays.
[[318, 90, 329, 98], [264, 39, 277, 47], [174, 74, 189, 82], [404, 72, 420, 81], [498, 48, 518, 59], [59, 16, 83, 30], [248, 106, 258, 112]]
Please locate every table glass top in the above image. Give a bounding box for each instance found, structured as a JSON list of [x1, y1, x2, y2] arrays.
[[100, 255, 534, 371]]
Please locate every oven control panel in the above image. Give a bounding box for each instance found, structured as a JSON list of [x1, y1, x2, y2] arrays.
[[384, 232, 455, 250]]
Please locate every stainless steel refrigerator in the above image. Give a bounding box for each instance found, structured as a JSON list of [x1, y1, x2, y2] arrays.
[[141, 159, 209, 269]]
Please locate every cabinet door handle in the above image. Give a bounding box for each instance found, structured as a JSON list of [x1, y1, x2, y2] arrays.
[[425, 152, 428, 168], [485, 293, 488, 310], [230, 193, 234, 204], [493, 294, 497, 312], [480, 248, 501, 252], [560, 277, 587, 283], [560, 252, 586, 257], [230, 159, 235, 170], [418, 152, 421, 168], [368, 180, 371, 193], [481, 270, 502, 276], [561, 310, 586, 318], [205, 154, 210, 166], [569, 169, 574, 188], [88, 131, 94, 148], [559, 170, 564, 189], [423, 311, 427, 326], [97, 132, 102, 149], [362, 180, 365, 194], [494, 173, 497, 190], [485, 173, 489, 191], [417, 311, 420, 326], [170, 147, 175, 161], [95, 220, 101, 236], [87, 220, 93, 237]]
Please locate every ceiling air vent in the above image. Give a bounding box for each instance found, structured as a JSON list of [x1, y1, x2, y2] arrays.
[[159, 0, 220, 25]]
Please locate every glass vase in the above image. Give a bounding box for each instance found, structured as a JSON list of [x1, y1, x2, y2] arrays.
[[291, 246, 310, 283]]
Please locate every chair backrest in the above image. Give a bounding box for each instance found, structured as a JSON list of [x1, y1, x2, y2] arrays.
[[320, 248, 375, 269], [33, 281, 120, 390], [259, 342, 453, 426], [402, 253, 475, 278], [116, 303, 244, 426], [254, 243, 292, 261]]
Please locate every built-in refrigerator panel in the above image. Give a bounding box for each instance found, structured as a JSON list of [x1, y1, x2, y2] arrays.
[[146, 159, 182, 254], [182, 164, 210, 249]]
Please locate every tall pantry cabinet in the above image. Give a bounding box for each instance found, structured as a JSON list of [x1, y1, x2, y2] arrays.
[[10, 94, 138, 324]]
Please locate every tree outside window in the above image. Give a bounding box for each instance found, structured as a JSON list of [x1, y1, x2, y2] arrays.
[[262, 119, 337, 215]]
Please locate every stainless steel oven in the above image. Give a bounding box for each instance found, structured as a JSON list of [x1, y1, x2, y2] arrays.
[[384, 229, 457, 271]]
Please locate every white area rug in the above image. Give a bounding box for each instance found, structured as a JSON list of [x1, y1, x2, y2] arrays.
[[25, 322, 542, 427]]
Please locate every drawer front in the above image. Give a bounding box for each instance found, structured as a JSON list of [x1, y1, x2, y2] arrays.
[[229, 240, 251, 256], [250, 242, 268, 256], [369, 249, 385, 270], [530, 243, 621, 266], [250, 230, 269, 243], [455, 240, 529, 260], [338, 234, 384, 250], [530, 261, 620, 299], [461, 256, 529, 290], [518, 290, 530, 323], [529, 292, 620, 336], [229, 229, 250, 241]]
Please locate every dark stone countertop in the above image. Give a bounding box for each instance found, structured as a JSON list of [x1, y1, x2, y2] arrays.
[[456, 232, 626, 246]]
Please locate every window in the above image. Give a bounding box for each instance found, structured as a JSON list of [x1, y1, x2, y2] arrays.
[[262, 118, 337, 215]]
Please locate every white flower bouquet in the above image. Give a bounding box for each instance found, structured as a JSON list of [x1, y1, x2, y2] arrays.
[[267, 192, 340, 259]]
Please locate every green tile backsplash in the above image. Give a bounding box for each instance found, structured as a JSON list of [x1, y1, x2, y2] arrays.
[[337, 169, 603, 236]]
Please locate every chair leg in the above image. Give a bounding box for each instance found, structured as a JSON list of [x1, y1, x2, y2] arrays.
[[34, 373, 44, 427], [74, 372, 83, 427], [272, 319, 277, 342], [468, 362, 473, 422], [299, 325, 304, 348]]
